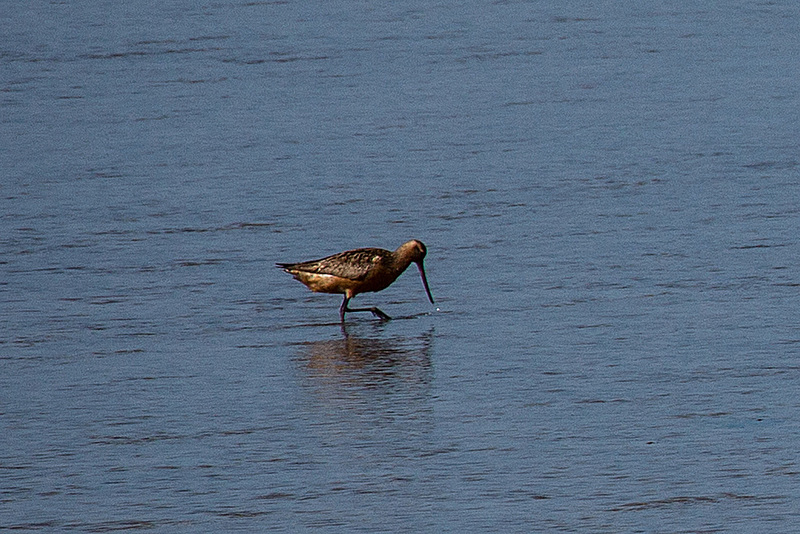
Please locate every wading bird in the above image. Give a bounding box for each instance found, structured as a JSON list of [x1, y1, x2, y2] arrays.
[[277, 239, 434, 322]]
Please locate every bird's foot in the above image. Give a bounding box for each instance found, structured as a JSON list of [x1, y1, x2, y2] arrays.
[[370, 308, 391, 321]]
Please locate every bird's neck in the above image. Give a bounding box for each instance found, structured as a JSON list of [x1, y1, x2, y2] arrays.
[[390, 243, 418, 274]]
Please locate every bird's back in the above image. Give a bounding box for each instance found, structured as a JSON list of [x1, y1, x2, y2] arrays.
[[277, 247, 391, 281]]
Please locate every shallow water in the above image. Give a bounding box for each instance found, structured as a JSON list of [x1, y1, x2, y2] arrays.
[[3, 1, 800, 531]]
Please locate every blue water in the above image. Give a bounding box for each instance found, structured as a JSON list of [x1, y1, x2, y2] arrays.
[[3, 1, 800, 531]]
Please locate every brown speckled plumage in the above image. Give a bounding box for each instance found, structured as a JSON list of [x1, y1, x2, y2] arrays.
[[277, 248, 390, 282], [277, 240, 434, 322]]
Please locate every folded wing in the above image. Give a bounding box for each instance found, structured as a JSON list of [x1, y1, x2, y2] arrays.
[[277, 248, 389, 281]]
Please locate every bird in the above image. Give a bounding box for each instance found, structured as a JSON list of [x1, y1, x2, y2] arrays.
[[277, 239, 434, 322]]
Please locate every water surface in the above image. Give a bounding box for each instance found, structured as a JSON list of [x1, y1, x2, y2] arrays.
[[2, 1, 800, 531]]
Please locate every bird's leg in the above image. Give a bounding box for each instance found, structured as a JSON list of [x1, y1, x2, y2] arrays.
[[356, 306, 391, 321], [340, 295, 391, 321]]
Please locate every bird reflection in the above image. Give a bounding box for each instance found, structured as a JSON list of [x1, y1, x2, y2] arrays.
[[295, 328, 436, 464], [296, 327, 435, 402]]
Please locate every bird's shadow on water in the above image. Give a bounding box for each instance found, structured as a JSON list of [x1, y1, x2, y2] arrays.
[[292, 326, 437, 447], [292, 324, 436, 397], [284, 310, 436, 331]]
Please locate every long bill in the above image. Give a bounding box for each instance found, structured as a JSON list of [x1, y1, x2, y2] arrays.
[[416, 261, 435, 304]]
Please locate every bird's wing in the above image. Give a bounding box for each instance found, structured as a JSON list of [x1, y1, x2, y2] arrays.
[[277, 248, 389, 281]]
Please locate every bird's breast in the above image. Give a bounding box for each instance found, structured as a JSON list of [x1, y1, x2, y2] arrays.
[[291, 271, 358, 294]]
